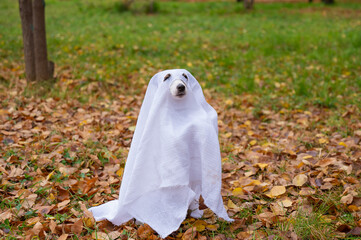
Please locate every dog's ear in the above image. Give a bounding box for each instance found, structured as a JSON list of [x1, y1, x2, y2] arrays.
[[164, 73, 171, 82], [182, 73, 188, 80]]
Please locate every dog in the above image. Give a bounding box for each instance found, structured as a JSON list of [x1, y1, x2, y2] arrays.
[[164, 72, 188, 98]]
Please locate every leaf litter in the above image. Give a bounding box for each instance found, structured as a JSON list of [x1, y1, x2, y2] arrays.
[[0, 78, 361, 239]]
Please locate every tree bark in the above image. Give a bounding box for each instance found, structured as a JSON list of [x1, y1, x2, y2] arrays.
[[32, 0, 52, 80], [19, 0, 36, 81], [322, 0, 335, 4], [244, 0, 254, 10]]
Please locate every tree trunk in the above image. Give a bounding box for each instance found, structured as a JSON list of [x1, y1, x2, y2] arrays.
[[322, 0, 335, 4], [19, 0, 36, 81], [244, 0, 254, 10], [32, 0, 52, 80], [148, 0, 154, 13]]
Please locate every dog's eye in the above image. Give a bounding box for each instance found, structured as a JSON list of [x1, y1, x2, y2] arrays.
[[182, 73, 188, 80], [164, 73, 171, 82]]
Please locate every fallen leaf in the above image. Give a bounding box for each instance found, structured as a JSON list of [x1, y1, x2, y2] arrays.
[[232, 187, 244, 196], [71, 218, 83, 235], [267, 186, 286, 198], [182, 227, 198, 240], [58, 234, 68, 240], [341, 194, 353, 205], [253, 163, 268, 171], [206, 224, 218, 231], [348, 227, 361, 236], [137, 224, 154, 239], [293, 174, 308, 187], [227, 199, 240, 211]]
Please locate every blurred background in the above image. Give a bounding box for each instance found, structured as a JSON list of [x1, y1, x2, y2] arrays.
[[0, 0, 360, 109]]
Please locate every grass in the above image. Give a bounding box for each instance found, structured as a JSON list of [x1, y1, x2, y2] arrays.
[[1, 0, 361, 109]]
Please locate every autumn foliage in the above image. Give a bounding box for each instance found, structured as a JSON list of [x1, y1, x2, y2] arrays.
[[1, 77, 361, 239]]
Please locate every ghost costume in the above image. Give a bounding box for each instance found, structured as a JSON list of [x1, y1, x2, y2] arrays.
[[89, 69, 232, 238]]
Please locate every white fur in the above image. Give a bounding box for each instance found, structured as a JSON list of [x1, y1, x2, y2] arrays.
[[170, 79, 187, 98]]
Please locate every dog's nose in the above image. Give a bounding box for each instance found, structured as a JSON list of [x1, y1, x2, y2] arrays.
[[177, 84, 185, 92]]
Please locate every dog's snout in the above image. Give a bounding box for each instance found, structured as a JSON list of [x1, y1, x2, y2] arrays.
[[177, 84, 185, 92], [170, 79, 187, 98]]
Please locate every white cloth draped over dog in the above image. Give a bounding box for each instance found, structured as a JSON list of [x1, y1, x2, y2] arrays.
[[89, 69, 232, 238]]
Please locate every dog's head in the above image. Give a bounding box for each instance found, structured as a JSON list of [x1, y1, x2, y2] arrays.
[[163, 72, 189, 99]]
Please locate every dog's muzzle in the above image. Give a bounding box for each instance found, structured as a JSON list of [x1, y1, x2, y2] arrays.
[[170, 79, 187, 98]]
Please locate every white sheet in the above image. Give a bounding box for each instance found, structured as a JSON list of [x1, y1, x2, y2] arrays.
[[89, 69, 232, 238]]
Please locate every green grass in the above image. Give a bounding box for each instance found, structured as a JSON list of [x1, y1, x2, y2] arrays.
[[1, 0, 361, 109]]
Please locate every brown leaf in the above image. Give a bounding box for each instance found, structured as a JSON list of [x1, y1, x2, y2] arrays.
[[337, 224, 352, 233], [57, 199, 71, 210], [30, 222, 43, 236], [25, 217, 41, 226], [49, 220, 57, 234], [80, 203, 94, 219], [0, 210, 12, 221], [34, 205, 54, 216], [236, 231, 251, 240], [137, 224, 154, 239], [211, 234, 226, 240], [230, 218, 246, 232], [57, 187, 70, 201], [71, 218, 83, 235], [348, 227, 361, 236], [299, 187, 316, 196], [50, 134, 63, 142], [340, 194, 353, 205], [92, 232, 109, 240], [58, 234, 69, 240], [182, 227, 198, 240]]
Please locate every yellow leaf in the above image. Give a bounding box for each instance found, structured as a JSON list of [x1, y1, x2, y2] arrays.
[[232, 188, 244, 196], [194, 220, 206, 232], [206, 224, 218, 231], [338, 142, 347, 147], [48, 193, 56, 200], [297, 162, 304, 168], [347, 205, 359, 212], [269, 186, 286, 198], [116, 168, 124, 177], [247, 130, 254, 136], [223, 132, 232, 138], [249, 140, 257, 146], [253, 163, 268, 170], [225, 99, 233, 106], [227, 199, 239, 211], [247, 180, 262, 186], [128, 126, 136, 131], [187, 62, 193, 67], [292, 174, 308, 187], [318, 138, 328, 144]]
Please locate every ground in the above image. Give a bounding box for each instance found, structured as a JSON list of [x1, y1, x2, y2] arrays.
[[0, 0, 361, 239]]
